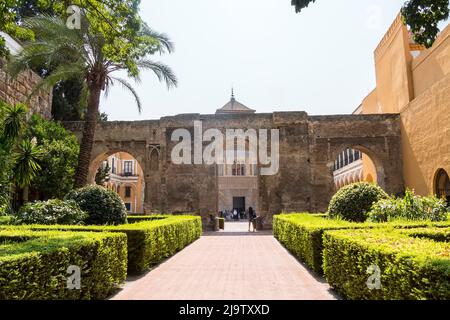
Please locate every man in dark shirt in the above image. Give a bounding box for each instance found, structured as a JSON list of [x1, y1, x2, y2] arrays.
[[248, 207, 256, 232]]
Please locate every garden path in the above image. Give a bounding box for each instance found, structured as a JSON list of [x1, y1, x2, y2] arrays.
[[111, 222, 336, 300]]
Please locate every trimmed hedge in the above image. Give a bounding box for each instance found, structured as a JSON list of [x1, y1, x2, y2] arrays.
[[3, 215, 202, 274], [273, 213, 369, 274], [273, 213, 450, 275], [0, 215, 12, 225], [401, 227, 450, 242], [322, 228, 450, 300], [126, 215, 169, 223], [0, 229, 127, 300]]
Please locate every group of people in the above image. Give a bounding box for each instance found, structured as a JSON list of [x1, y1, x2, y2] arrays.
[[219, 207, 257, 232]]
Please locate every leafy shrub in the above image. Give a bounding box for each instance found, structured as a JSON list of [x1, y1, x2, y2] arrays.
[[65, 185, 127, 225], [0, 229, 127, 300], [328, 182, 388, 222], [9, 215, 203, 274], [322, 228, 450, 300], [25, 115, 79, 199], [13, 199, 87, 225], [368, 189, 449, 222], [367, 197, 403, 222]]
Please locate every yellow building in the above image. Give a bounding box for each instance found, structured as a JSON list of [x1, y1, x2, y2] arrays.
[[100, 152, 145, 214], [335, 14, 450, 202]]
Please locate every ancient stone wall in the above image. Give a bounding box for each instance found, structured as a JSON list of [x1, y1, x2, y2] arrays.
[[64, 112, 404, 229], [0, 61, 52, 119]]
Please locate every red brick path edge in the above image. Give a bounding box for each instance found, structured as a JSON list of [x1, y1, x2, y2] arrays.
[[111, 222, 337, 300]]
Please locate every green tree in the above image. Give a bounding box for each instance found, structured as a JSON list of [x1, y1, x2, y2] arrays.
[[12, 138, 43, 203], [1, 1, 162, 121], [25, 114, 80, 199], [401, 0, 449, 48], [0, 102, 26, 211], [291, 0, 449, 48], [95, 162, 111, 186], [0, 103, 43, 205], [9, 11, 177, 188]]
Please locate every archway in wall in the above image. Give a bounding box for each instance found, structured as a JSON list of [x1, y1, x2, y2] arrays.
[[90, 151, 146, 214], [332, 146, 382, 192], [435, 169, 450, 204]]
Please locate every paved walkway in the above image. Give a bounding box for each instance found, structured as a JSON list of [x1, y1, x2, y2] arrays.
[[111, 222, 336, 300]]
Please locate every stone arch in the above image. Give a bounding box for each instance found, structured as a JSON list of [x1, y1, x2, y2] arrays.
[[88, 145, 146, 184], [434, 168, 450, 202], [330, 144, 386, 190], [87, 145, 147, 213]]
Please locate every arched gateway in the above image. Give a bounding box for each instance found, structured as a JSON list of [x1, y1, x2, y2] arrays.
[[64, 106, 404, 228]]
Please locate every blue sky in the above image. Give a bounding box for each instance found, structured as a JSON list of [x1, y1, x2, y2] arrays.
[[101, 0, 442, 120]]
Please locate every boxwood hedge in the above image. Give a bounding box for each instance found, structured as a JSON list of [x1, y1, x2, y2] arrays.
[[273, 213, 450, 275], [126, 215, 169, 223], [273, 213, 370, 274], [322, 228, 450, 300], [3, 215, 202, 274], [0, 229, 127, 300]]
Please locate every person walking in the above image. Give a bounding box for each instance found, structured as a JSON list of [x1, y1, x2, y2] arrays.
[[248, 207, 256, 232]]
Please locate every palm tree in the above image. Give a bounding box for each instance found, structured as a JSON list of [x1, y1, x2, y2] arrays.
[[8, 14, 177, 187], [13, 138, 43, 203], [0, 103, 28, 209], [0, 103, 27, 147], [0, 103, 41, 204]]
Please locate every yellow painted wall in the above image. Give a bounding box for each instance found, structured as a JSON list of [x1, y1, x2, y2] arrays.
[[362, 154, 377, 183], [373, 15, 414, 114], [400, 73, 450, 195], [360, 89, 379, 114], [358, 16, 450, 196], [411, 26, 450, 99]]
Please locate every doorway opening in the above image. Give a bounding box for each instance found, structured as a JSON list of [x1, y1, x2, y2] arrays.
[[233, 197, 246, 218]]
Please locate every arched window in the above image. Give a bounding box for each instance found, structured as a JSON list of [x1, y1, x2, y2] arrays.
[[435, 169, 450, 203]]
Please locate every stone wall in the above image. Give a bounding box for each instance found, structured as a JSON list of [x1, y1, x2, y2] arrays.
[[65, 111, 404, 229], [0, 61, 52, 119]]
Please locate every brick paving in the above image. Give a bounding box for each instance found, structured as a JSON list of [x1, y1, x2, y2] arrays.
[[111, 222, 337, 300]]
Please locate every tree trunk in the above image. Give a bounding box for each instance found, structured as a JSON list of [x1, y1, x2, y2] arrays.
[[22, 185, 29, 203], [74, 82, 102, 188]]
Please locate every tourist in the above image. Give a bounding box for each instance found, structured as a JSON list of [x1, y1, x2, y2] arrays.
[[248, 207, 256, 232]]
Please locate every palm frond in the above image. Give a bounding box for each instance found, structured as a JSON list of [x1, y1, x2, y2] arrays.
[[8, 15, 88, 79], [23, 15, 84, 48], [27, 61, 86, 100], [141, 23, 175, 54], [110, 77, 142, 113], [135, 59, 178, 89]]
